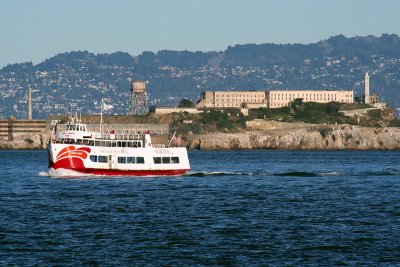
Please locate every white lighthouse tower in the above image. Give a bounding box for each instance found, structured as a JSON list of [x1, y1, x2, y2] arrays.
[[364, 72, 370, 104], [28, 87, 32, 120]]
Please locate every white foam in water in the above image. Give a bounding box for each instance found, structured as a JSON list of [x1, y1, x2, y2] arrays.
[[38, 171, 49, 177], [47, 168, 91, 178]]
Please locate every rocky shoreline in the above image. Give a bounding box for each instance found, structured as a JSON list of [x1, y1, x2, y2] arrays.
[[2, 121, 400, 151], [187, 122, 400, 150]]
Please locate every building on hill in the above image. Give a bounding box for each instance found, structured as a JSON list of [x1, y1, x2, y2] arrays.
[[267, 90, 353, 108], [196, 91, 268, 109], [196, 90, 354, 109]]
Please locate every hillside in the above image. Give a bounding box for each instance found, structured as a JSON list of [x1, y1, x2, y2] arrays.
[[167, 102, 398, 137], [1, 34, 400, 119]]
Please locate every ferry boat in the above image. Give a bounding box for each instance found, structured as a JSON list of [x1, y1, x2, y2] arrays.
[[47, 115, 190, 176]]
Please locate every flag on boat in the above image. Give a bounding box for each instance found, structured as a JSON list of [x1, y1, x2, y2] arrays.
[[103, 103, 113, 111]]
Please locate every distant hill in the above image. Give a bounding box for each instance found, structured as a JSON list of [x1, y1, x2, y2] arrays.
[[1, 34, 400, 119]]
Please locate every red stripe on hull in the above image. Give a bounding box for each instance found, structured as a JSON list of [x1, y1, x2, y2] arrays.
[[49, 158, 189, 176], [83, 168, 189, 176]]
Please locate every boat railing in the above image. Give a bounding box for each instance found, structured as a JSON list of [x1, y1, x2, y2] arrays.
[[153, 144, 166, 148], [99, 133, 143, 141]]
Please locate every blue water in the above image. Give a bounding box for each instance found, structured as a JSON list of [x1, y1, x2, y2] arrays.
[[1, 150, 400, 266]]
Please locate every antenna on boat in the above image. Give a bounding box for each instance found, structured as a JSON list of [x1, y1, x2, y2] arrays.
[[100, 97, 103, 135], [168, 131, 176, 147]]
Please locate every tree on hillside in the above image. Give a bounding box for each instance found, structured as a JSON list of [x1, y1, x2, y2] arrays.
[[178, 98, 194, 108]]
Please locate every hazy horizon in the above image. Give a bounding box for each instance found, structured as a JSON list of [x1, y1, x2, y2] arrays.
[[1, 0, 400, 68]]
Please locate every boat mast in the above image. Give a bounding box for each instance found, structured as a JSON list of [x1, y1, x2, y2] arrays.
[[100, 98, 103, 135]]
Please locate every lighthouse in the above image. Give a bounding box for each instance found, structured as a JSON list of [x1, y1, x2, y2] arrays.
[[364, 72, 370, 104]]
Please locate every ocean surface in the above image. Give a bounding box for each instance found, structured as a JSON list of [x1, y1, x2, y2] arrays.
[[1, 150, 400, 266]]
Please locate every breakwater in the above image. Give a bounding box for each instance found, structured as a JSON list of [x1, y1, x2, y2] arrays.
[[0, 118, 49, 149]]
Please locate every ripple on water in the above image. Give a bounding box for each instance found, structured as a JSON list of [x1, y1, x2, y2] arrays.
[[1, 150, 400, 265]]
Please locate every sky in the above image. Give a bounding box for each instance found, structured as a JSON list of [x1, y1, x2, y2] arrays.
[[1, 0, 400, 68]]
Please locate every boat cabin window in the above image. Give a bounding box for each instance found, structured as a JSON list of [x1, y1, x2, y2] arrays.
[[153, 157, 180, 164], [98, 156, 108, 163], [171, 157, 180, 164], [117, 156, 145, 164], [90, 155, 108, 163], [68, 125, 75, 131]]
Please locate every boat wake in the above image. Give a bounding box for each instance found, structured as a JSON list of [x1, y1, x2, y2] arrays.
[[38, 171, 50, 177], [274, 171, 320, 177], [46, 168, 92, 178], [274, 168, 400, 177], [274, 171, 346, 177], [358, 168, 400, 176], [185, 171, 254, 177]]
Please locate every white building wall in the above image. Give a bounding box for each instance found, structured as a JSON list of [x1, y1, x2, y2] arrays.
[[268, 90, 353, 108]]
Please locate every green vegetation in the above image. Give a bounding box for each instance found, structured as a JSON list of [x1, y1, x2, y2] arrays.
[[178, 98, 194, 108], [170, 109, 247, 135], [249, 107, 292, 121], [388, 119, 400, 127], [248, 100, 362, 125], [367, 109, 382, 120], [202, 109, 246, 132], [168, 102, 398, 135]]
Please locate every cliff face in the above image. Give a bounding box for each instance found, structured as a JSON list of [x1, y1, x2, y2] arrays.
[[188, 122, 400, 150]]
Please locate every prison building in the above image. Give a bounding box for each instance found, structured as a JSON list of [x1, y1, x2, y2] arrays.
[[267, 90, 354, 108], [196, 90, 354, 109]]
